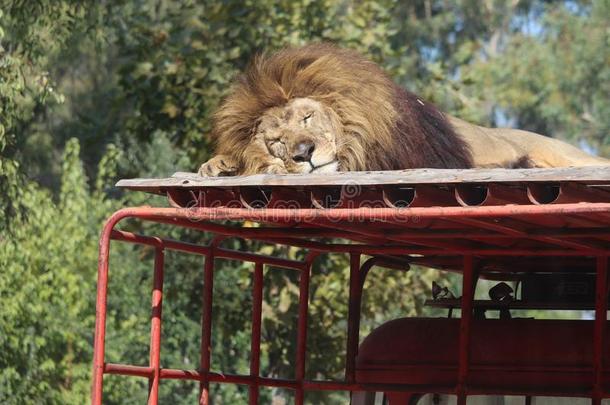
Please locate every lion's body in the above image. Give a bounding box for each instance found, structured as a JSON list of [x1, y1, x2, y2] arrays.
[[199, 44, 608, 176], [450, 116, 609, 168]]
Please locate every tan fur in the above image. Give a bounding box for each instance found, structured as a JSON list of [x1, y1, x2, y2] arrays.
[[450, 117, 609, 168], [199, 44, 608, 176]]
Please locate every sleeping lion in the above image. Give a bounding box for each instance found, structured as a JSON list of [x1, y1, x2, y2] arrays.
[[198, 43, 608, 176]]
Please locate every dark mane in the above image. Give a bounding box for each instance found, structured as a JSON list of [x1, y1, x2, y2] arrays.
[[390, 88, 473, 169]]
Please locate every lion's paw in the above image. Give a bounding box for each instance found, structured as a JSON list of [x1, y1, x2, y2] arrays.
[[264, 159, 288, 174], [198, 155, 239, 177]]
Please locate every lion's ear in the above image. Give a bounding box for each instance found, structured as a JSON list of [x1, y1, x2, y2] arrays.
[[198, 154, 240, 177]]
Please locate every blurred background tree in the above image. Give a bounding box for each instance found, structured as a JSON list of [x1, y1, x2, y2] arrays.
[[1, 0, 608, 403]]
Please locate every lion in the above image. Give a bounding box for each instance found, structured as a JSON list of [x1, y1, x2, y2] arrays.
[[198, 43, 608, 176]]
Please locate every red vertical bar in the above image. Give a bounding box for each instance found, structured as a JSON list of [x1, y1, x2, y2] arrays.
[[249, 262, 264, 405], [148, 247, 165, 405], [593, 256, 608, 404], [92, 220, 117, 405], [457, 255, 475, 405], [295, 259, 313, 405], [199, 250, 215, 405], [345, 253, 362, 384]]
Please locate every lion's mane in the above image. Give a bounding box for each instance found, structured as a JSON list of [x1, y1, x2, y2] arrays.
[[211, 43, 473, 171]]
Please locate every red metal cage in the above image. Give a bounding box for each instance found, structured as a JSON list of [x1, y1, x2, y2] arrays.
[[92, 168, 610, 404]]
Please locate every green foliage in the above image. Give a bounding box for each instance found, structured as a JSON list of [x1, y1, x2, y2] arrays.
[[1, 0, 609, 403], [467, 0, 610, 151], [0, 139, 118, 403]]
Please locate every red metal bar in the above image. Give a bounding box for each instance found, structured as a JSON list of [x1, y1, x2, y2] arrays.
[[152, 216, 339, 251], [343, 256, 383, 399], [310, 217, 480, 253], [92, 204, 610, 402], [295, 254, 315, 405], [457, 256, 475, 405], [345, 253, 362, 384], [104, 363, 154, 378], [347, 257, 391, 381], [344, 255, 412, 386], [593, 256, 608, 404], [345, 255, 412, 387], [107, 206, 600, 256], [150, 364, 601, 377], [108, 211, 608, 256], [249, 262, 264, 405], [99, 204, 610, 224], [111, 230, 306, 270], [112, 228, 606, 257], [148, 248, 165, 405], [188, 202, 610, 219], [160, 369, 299, 388], [104, 362, 602, 397], [114, 216, 610, 241], [92, 210, 132, 405], [106, 362, 455, 393], [199, 248, 215, 405], [450, 216, 600, 251]]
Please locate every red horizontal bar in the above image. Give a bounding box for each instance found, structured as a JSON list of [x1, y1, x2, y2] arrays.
[[122, 203, 610, 221], [159, 369, 298, 389], [113, 227, 399, 255], [459, 385, 597, 398], [111, 230, 306, 270], [152, 217, 340, 252], [112, 228, 604, 257], [105, 363, 604, 379], [113, 217, 610, 241], [103, 365, 610, 398], [104, 363, 153, 378], [108, 366, 454, 393], [104, 207, 610, 255]]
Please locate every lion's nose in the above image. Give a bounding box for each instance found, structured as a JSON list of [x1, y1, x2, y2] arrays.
[[292, 141, 316, 163]]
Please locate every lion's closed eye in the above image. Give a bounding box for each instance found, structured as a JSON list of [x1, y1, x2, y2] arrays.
[[303, 112, 314, 125]]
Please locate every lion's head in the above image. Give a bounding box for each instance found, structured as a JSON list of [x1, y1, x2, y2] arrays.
[[247, 97, 341, 174], [199, 43, 472, 176]]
